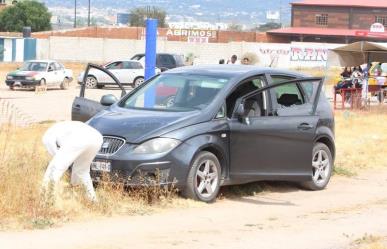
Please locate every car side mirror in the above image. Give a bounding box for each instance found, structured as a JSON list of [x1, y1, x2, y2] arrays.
[[100, 94, 118, 106], [48, 67, 54, 72]]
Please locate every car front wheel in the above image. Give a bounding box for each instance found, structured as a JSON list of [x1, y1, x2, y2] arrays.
[[301, 142, 333, 190], [182, 151, 221, 203]]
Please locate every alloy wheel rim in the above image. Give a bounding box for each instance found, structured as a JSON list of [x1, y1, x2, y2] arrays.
[[135, 78, 144, 87], [86, 77, 96, 88], [312, 150, 330, 185], [166, 96, 175, 107], [195, 160, 218, 198]]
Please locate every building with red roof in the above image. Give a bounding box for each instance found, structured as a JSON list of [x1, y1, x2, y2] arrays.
[[267, 0, 387, 43]]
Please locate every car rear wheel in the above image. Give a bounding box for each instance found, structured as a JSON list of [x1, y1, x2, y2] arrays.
[[301, 143, 333, 190], [134, 77, 144, 88], [182, 151, 221, 203], [60, 78, 70, 90], [85, 76, 98, 88]]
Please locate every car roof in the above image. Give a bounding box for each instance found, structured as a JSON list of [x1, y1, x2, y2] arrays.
[[164, 65, 309, 79], [26, 60, 58, 63]]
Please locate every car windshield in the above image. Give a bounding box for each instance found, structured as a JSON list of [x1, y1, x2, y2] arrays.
[[20, 62, 47, 72], [120, 74, 230, 112]]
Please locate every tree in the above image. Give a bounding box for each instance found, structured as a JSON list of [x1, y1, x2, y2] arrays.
[[129, 6, 167, 28], [257, 22, 281, 32], [227, 23, 243, 31], [0, 1, 51, 32]]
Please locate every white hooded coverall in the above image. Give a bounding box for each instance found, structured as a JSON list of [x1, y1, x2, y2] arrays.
[[42, 121, 103, 201]]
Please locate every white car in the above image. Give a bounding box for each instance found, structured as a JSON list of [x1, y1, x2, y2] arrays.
[[5, 60, 73, 90], [78, 60, 160, 89]]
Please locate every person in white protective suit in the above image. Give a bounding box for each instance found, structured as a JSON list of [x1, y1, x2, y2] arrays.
[[42, 121, 103, 202]]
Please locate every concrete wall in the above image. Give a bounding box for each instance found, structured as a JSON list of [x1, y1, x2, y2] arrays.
[[0, 37, 36, 62], [36, 36, 343, 68]]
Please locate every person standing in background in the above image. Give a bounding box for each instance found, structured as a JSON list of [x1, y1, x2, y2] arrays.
[[227, 55, 239, 64]]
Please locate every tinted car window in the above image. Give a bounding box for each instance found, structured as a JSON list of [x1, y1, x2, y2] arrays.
[[159, 55, 175, 66], [124, 61, 143, 69], [272, 81, 322, 116], [121, 74, 230, 112], [106, 61, 123, 70], [21, 62, 47, 72], [226, 76, 265, 118], [274, 83, 304, 106], [54, 62, 63, 70], [48, 63, 56, 71]]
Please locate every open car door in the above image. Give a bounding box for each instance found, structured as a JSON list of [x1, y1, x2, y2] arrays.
[[229, 77, 324, 178], [71, 63, 127, 122]]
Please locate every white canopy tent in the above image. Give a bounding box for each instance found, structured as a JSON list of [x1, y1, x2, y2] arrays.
[[327, 41, 387, 104], [328, 41, 387, 67]]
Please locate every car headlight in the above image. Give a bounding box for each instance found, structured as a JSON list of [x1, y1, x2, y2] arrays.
[[6, 75, 13, 80], [25, 76, 35, 81], [133, 138, 181, 154]]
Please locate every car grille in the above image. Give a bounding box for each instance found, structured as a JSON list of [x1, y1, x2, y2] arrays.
[[13, 76, 26, 80], [98, 136, 126, 156]]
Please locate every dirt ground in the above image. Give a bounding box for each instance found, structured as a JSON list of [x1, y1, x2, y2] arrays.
[[0, 169, 386, 249]]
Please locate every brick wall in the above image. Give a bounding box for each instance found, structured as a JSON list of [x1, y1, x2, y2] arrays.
[[292, 6, 349, 29], [32, 26, 269, 43], [292, 5, 387, 30]]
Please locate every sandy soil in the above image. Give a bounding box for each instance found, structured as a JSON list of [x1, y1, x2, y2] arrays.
[[1, 169, 387, 249], [0, 83, 131, 123]]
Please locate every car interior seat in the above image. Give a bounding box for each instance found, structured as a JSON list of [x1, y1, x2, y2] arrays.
[[277, 93, 302, 107]]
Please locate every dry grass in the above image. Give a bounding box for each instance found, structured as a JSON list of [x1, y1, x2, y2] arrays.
[[351, 234, 387, 249], [334, 105, 387, 176], [0, 105, 196, 230], [0, 73, 386, 230]]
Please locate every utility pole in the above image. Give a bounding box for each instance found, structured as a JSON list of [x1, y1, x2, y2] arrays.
[[88, 0, 91, 26], [74, 0, 77, 28]]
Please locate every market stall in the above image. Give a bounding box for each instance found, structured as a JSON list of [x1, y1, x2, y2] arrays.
[[328, 41, 387, 108]]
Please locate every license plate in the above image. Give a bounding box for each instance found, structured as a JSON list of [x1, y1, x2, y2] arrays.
[[91, 160, 111, 172], [14, 81, 21, 85]]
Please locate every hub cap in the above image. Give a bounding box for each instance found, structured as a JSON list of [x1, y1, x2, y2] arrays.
[[195, 160, 218, 198], [312, 150, 330, 186], [86, 77, 97, 88], [135, 78, 144, 87]]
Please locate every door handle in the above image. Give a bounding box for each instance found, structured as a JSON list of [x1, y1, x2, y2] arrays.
[[73, 104, 81, 110], [297, 123, 314, 130]]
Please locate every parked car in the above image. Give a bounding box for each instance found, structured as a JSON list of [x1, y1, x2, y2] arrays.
[[5, 60, 73, 90], [72, 65, 335, 203], [78, 60, 160, 89], [131, 53, 185, 72]]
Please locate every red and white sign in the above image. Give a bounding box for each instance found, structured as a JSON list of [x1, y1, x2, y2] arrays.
[[370, 23, 385, 33]]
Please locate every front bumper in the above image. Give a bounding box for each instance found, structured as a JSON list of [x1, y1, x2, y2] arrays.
[[6, 79, 41, 87], [91, 142, 195, 188]]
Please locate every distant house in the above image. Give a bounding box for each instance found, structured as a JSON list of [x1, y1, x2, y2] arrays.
[[0, 0, 19, 11], [267, 0, 387, 43]]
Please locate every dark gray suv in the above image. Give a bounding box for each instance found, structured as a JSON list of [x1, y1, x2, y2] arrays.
[[72, 65, 335, 203]]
